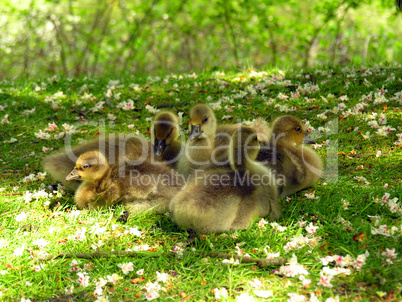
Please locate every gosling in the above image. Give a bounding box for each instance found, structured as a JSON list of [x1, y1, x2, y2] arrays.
[[152, 111, 183, 169], [170, 126, 280, 233], [257, 115, 324, 198], [177, 103, 217, 177], [43, 134, 151, 190], [65, 150, 184, 214]]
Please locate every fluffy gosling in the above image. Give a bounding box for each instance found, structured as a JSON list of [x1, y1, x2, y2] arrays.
[[257, 115, 323, 198], [170, 126, 280, 233], [65, 150, 184, 214]]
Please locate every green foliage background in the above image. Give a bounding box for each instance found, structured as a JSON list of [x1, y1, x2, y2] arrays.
[[1, 0, 401, 78]]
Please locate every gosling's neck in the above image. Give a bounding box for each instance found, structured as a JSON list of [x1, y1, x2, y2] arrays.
[[229, 140, 249, 171]]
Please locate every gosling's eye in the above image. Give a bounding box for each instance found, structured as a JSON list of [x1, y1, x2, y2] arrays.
[[295, 126, 302, 132], [83, 164, 91, 169], [203, 117, 208, 123], [253, 136, 258, 141]]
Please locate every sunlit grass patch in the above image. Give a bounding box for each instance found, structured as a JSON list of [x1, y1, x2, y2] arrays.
[[0, 67, 401, 301]]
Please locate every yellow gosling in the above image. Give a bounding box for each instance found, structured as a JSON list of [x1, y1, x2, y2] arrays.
[[170, 126, 280, 233], [65, 150, 184, 214], [257, 115, 324, 198]]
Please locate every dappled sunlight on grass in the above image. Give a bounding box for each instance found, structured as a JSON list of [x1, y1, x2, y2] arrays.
[[0, 66, 401, 301]]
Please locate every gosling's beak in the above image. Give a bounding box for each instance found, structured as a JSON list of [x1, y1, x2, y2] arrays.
[[303, 134, 316, 144], [65, 169, 80, 182], [154, 138, 166, 156], [189, 125, 202, 141]]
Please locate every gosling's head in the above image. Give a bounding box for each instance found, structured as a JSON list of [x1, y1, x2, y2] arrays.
[[153, 111, 179, 156], [229, 126, 260, 170], [270, 115, 314, 145], [188, 104, 217, 141], [65, 151, 109, 182]]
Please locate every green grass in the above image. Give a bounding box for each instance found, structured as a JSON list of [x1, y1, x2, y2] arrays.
[[0, 66, 401, 301]]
